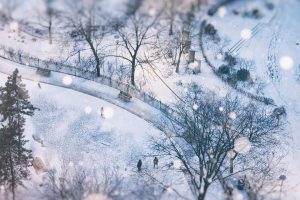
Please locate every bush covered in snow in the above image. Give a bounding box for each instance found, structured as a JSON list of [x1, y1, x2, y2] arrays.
[[204, 23, 217, 36], [237, 68, 250, 81], [224, 52, 237, 67], [243, 8, 264, 19], [218, 64, 230, 75]]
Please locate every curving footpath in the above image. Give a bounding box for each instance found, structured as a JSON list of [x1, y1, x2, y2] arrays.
[[0, 58, 167, 133]]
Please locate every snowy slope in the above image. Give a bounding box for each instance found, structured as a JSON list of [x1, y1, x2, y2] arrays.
[[207, 0, 300, 199]]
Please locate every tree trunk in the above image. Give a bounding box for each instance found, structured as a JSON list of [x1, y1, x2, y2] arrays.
[[198, 183, 209, 200], [131, 64, 136, 86], [176, 49, 183, 73], [169, 17, 174, 35], [87, 38, 101, 77], [130, 54, 137, 86], [95, 59, 100, 77], [9, 147, 15, 200], [230, 158, 233, 174], [169, 1, 174, 35], [48, 23, 52, 45]]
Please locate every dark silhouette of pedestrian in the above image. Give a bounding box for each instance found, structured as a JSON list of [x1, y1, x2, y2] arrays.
[[137, 159, 142, 172], [101, 107, 104, 118], [153, 157, 158, 168], [38, 82, 41, 88]]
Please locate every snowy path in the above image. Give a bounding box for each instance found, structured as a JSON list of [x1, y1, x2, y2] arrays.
[[0, 58, 166, 132], [0, 60, 194, 200], [0, 70, 174, 199]]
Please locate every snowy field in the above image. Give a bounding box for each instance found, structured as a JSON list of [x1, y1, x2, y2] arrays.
[[0, 0, 299, 199], [204, 0, 300, 199], [0, 71, 172, 199]]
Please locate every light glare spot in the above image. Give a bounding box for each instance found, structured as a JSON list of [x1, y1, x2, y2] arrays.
[[207, 177, 212, 183], [234, 137, 251, 154], [240, 29, 252, 40], [84, 106, 92, 114], [216, 53, 223, 60], [166, 187, 173, 193], [279, 56, 294, 70], [188, 61, 199, 70], [62, 75, 73, 85], [218, 6, 227, 18], [9, 21, 19, 31], [219, 89, 227, 97], [227, 150, 235, 159], [68, 161, 74, 167], [84, 193, 110, 200], [102, 107, 114, 119], [173, 160, 181, 169], [192, 104, 199, 110], [228, 112, 237, 120]]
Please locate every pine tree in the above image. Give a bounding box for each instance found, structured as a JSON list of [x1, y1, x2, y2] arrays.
[[0, 69, 37, 200]]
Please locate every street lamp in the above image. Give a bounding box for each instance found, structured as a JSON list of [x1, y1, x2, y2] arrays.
[[279, 174, 287, 200]]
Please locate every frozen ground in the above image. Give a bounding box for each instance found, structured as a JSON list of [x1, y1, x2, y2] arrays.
[[0, 70, 185, 199], [0, 0, 299, 199], [0, 59, 196, 199], [205, 0, 300, 199]]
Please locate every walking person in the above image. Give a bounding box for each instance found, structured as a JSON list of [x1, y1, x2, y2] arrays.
[[137, 159, 142, 172], [153, 157, 159, 169], [101, 107, 104, 118]]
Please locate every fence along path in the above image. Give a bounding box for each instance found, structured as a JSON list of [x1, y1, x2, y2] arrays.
[[0, 45, 180, 121]]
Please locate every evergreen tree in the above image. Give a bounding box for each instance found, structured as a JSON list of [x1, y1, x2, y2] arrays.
[[0, 69, 37, 200]]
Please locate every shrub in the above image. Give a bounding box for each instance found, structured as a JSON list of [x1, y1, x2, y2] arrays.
[[204, 24, 217, 36], [243, 8, 263, 19], [237, 69, 250, 81], [224, 53, 237, 66], [265, 2, 275, 10], [218, 65, 230, 75], [227, 75, 238, 86]]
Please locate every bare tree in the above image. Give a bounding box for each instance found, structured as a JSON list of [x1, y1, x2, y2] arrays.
[[113, 9, 162, 86], [175, 32, 190, 73], [162, 0, 182, 36], [239, 151, 286, 200], [152, 84, 284, 200], [127, 173, 165, 200], [158, 3, 195, 74], [37, 0, 58, 44], [62, 0, 108, 77], [39, 166, 123, 200]]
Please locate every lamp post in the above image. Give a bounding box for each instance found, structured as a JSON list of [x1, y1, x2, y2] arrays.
[[75, 41, 81, 63], [279, 174, 287, 200], [115, 39, 119, 67]]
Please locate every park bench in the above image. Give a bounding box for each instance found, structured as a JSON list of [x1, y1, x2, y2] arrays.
[[118, 90, 132, 102], [36, 68, 51, 77]]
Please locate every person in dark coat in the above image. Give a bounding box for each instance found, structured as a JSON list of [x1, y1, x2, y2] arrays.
[[101, 107, 104, 118], [153, 157, 158, 168], [137, 159, 142, 172]]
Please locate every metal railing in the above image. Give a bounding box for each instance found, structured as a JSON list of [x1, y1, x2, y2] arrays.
[[0, 44, 180, 120]]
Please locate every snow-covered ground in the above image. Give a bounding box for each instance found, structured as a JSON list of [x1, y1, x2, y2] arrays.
[[0, 0, 300, 199], [0, 70, 184, 199], [205, 0, 300, 199]]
